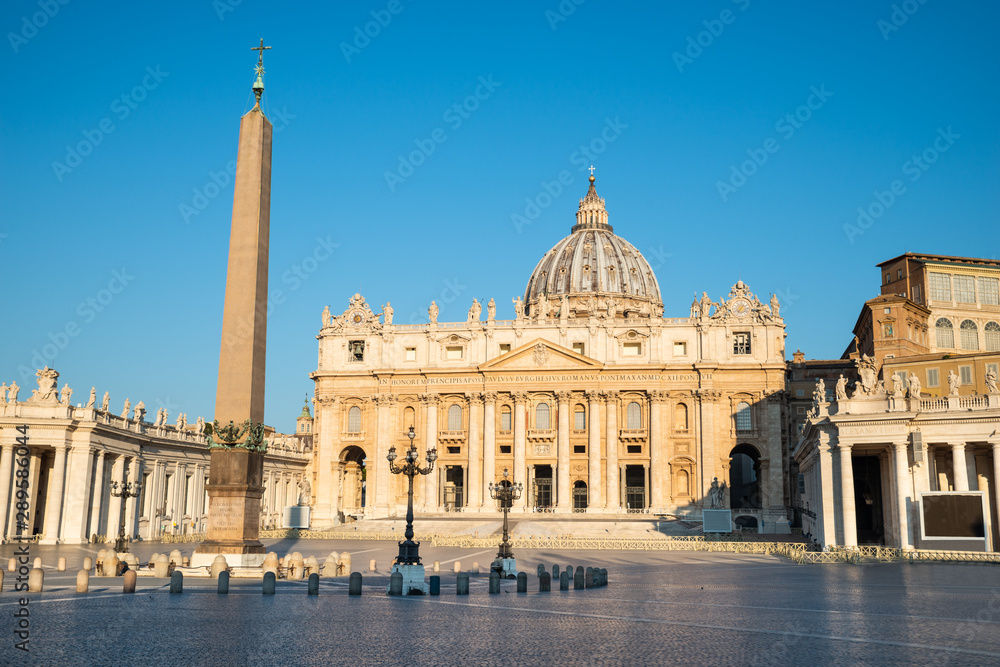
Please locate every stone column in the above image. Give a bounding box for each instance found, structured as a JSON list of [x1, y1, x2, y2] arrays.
[[39, 446, 69, 544], [423, 395, 439, 511], [483, 392, 497, 508], [0, 444, 14, 539], [105, 456, 124, 540], [556, 391, 571, 511], [125, 457, 141, 538], [696, 390, 719, 501], [892, 442, 914, 549], [951, 443, 970, 491], [586, 391, 601, 510], [89, 451, 106, 540], [61, 446, 96, 544], [315, 396, 337, 523], [467, 393, 484, 510], [513, 392, 528, 510], [373, 395, 395, 515], [649, 392, 664, 511], [605, 392, 619, 510], [817, 434, 837, 548], [838, 443, 857, 547]]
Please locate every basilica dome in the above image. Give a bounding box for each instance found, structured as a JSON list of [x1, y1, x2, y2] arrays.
[[522, 175, 663, 319]]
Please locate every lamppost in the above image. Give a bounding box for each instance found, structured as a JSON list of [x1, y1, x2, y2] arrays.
[[110, 470, 141, 554], [386, 425, 437, 591], [489, 467, 522, 579]]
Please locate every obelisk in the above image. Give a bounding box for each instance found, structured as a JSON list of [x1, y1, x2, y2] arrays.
[[193, 40, 273, 568]]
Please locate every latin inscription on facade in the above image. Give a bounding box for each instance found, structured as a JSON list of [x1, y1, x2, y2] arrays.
[[379, 373, 706, 386]]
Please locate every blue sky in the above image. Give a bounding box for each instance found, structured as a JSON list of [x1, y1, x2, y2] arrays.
[[2, 0, 998, 432]]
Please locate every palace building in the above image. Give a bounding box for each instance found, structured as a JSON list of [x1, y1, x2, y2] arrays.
[[309, 175, 792, 531]]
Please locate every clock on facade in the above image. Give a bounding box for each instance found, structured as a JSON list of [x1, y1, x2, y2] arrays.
[[731, 298, 751, 317]]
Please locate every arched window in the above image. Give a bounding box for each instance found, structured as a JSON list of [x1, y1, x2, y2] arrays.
[[674, 403, 688, 430], [403, 406, 415, 430], [960, 320, 979, 350], [535, 402, 550, 430], [626, 401, 641, 429], [735, 402, 752, 431], [347, 406, 361, 433], [936, 318, 954, 348], [500, 405, 512, 431], [447, 404, 462, 431], [986, 322, 1000, 352], [574, 404, 586, 430]]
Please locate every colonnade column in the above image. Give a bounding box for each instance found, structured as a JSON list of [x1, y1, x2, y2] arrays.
[[0, 444, 14, 539], [316, 396, 337, 522], [817, 435, 837, 548], [40, 445, 68, 544], [483, 392, 497, 509], [423, 395, 439, 511], [556, 391, 571, 511], [105, 456, 124, 540], [513, 392, 527, 510], [604, 392, 619, 510], [373, 394, 396, 515], [951, 443, 970, 491], [467, 393, 484, 509], [125, 457, 141, 537], [62, 445, 95, 544], [838, 443, 857, 547], [892, 441, 913, 549], [649, 392, 664, 511], [586, 391, 601, 510], [993, 442, 1000, 546]]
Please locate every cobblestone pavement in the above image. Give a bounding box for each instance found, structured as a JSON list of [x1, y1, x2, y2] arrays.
[[1, 542, 999, 666]]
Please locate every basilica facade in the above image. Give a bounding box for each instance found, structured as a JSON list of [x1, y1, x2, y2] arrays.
[[309, 176, 791, 531]]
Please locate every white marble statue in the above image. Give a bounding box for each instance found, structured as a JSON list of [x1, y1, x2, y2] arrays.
[[8, 382, 18, 405], [487, 298, 496, 322], [101, 391, 110, 411], [708, 477, 726, 509], [468, 298, 481, 322], [121, 398, 131, 419], [428, 301, 439, 324], [134, 401, 146, 422], [86, 387, 96, 408], [835, 375, 848, 401], [770, 293, 780, 318], [512, 295, 524, 320], [195, 416, 205, 434], [381, 302, 393, 325], [891, 374, 904, 398], [813, 379, 826, 403], [321, 305, 330, 327], [60, 384, 72, 406], [987, 368, 999, 394], [536, 293, 548, 321], [908, 373, 922, 399], [947, 370, 961, 396], [298, 479, 312, 506]]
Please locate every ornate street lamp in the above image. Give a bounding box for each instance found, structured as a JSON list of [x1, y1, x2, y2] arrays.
[[489, 467, 522, 579], [110, 470, 142, 554], [386, 425, 437, 592]]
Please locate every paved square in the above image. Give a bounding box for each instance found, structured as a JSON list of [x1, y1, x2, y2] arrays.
[[2, 540, 1000, 665]]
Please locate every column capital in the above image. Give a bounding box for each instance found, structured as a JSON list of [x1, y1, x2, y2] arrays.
[[483, 391, 498, 404], [419, 394, 441, 405], [949, 442, 967, 449], [584, 390, 601, 403], [695, 389, 722, 402], [555, 390, 572, 404], [467, 392, 485, 406], [316, 395, 338, 407], [511, 391, 528, 404], [600, 390, 618, 404], [648, 390, 668, 403]]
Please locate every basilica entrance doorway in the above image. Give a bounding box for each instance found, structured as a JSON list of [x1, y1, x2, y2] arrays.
[[532, 464, 553, 510], [573, 481, 588, 511], [853, 455, 885, 545], [730, 444, 761, 509], [624, 465, 646, 511], [338, 446, 366, 518]]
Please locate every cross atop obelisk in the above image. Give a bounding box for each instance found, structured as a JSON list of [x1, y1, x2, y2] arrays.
[[250, 38, 271, 104]]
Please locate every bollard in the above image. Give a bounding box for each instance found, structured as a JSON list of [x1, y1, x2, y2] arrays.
[[57, 557, 66, 572], [308, 573, 320, 596], [585, 567, 594, 589], [263, 571, 276, 595], [453, 561, 462, 574], [565, 564, 573, 577], [288, 557, 304, 581], [305, 556, 320, 578], [433, 561, 440, 572], [574, 567, 584, 590], [0, 570, 3, 591], [83, 556, 93, 572], [560, 570, 570, 591], [429, 575, 440, 595], [339, 553, 352, 576], [76, 569, 89, 593], [473, 561, 480, 574], [516, 572, 527, 593], [7, 558, 14, 572], [33, 557, 42, 570], [552, 564, 560, 579], [349, 572, 363, 596], [323, 555, 339, 577], [263, 553, 279, 579], [369, 559, 377, 572], [106, 556, 120, 578], [210, 555, 229, 579], [536, 563, 545, 577], [539, 572, 551, 592], [489, 571, 500, 594], [456, 572, 470, 595], [389, 571, 403, 596], [154, 554, 170, 578], [218, 570, 230, 594], [123, 570, 137, 594], [169, 571, 183, 594], [169, 550, 183, 567]]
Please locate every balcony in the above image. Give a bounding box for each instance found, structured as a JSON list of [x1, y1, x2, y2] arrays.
[[618, 429, 647, 443]]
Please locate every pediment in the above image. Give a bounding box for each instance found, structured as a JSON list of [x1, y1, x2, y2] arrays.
[[480, 339, 603, 371]]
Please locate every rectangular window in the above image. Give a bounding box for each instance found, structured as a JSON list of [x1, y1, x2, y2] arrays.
[[960, 365, 973, 385], [573, 444, 586, 454], [626, 444, 642, 454], [499, 343, 511, 355], [796, 406, 805, 414], [405, 347, 417, 361], [979, 277, 1000, 305], [447, 446, 461, 455], [499, 444, 511, 454], [953, 275, 976, 303], [733, 333, 751, 355], [500, 410, 511, 431], [445, 346, 463, 360], [926, 368, 939, 387], [349, 340, 365, 362], [929, 272, 952, 301], [673, 341, 687, 356], [897, 268, 903, 279], [798, 473, 806, 494], [795, 389, 804, 397], [574, 410, 586, 430], [913, 284, 922, 304], [623, 342, 641, 356], [572, 342, 585, 355], [885, 273, 891, 285]]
